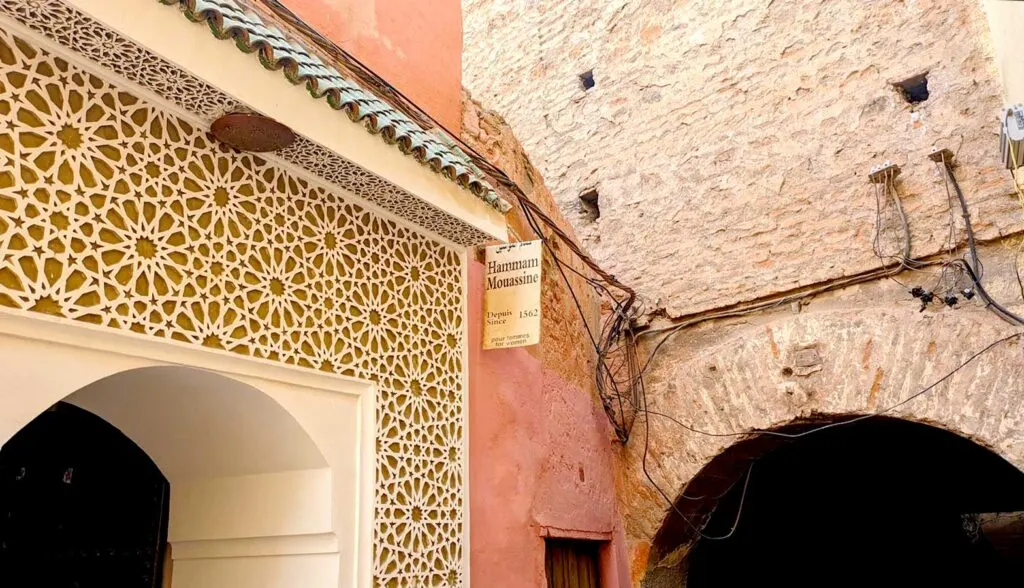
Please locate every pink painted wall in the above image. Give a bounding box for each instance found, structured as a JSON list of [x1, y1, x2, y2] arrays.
[[280, 0, 464, 133], [468, 261, 629, 587]]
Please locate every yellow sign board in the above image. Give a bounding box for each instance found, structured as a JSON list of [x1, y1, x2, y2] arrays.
[[483, 240, 543, 349]]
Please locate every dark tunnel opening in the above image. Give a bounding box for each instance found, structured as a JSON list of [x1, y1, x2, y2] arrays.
[[680, 418, 1024, 587]]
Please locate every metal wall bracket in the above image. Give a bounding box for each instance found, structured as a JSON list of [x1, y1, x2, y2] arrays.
[[868, 161, 901, 184], [928, 146, 955, 165]]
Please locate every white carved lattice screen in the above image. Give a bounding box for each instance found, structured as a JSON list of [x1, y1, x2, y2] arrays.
[[0, 29, 465, 585]]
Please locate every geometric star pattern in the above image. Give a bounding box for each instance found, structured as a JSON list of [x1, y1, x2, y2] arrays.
[[0, 0, 495, 247], [0, 29, 465, 586]]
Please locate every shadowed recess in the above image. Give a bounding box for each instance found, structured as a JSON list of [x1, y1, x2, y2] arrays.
[[646, 417, 1024, 587]]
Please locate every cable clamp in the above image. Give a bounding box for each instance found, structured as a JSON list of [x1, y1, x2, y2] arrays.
[[928, 146, 955, 165], [868, 161, 901, 184]]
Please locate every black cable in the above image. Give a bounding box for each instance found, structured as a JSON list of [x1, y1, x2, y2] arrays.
[[517, 196, 642, 441], [677, 473, 747, 501], [637, 330, 1021, 542], [941, 161, 1024, 326], [639, 361, 756, 541], [519, 199, 607, 363], [634, 265, 918, 380], [944, 161, 982, 278], [643, 331, 1021, 441], [956, 259, 1024, 326]]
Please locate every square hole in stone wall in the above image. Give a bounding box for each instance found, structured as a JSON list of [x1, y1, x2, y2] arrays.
[[579, 188, 599, 222], [579, 70, 595, 91], [894, 73, 929, 104]]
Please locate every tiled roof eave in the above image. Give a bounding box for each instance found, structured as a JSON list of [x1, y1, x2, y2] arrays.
[[161, 0, 512, 215]]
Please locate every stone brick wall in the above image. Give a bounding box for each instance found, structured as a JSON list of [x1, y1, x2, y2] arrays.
[[463, 0, 1020, 320], [602, 234, 1023, 583], [624, 246, 1024, 584], [463, 2, 1024, 585], [461, 89, 600, 388]]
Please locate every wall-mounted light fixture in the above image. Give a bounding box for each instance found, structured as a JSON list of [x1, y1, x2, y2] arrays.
[[210, 112, 295, 152]]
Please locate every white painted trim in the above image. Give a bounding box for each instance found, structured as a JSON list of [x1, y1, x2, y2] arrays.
[[459, 250, 471, 587], [354, 357, 376, 588], [173, 533, 340, 560], [62, 0, 507, 242], [0, 11, 467, 253], [0, 310, 368, 396], [0, 308, 376, 586]]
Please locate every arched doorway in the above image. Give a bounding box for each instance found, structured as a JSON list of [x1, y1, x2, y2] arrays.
[[0, 401, 169, 587], [648, 417, 1024, 587], [0, 316, 375, 587]]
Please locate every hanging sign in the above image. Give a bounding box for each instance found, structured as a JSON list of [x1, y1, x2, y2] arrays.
[[483, 240, 543, 349]]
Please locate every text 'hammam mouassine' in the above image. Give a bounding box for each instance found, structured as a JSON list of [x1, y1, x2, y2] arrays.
[[486, 259, 540, 290]]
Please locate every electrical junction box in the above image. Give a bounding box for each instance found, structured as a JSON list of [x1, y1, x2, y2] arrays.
[[1001, 104, 1024, 170]]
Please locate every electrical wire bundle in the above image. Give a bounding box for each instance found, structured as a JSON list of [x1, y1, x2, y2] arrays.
[[933, 153, 1024, 326], [872, 167, 915, 269], [870, 159, 974, 310], [516, 196, 646, 443], [907, 153, 982, 310], [867, 152, 1024, 325]]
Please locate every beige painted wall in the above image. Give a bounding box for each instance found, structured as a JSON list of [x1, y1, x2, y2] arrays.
[[171, 553, 341, 588], [983, 0, 1024, 103], [167, 470, 334, 541]]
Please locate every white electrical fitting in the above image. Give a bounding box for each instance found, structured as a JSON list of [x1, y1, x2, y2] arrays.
[[1000, 104, 1024, 170]]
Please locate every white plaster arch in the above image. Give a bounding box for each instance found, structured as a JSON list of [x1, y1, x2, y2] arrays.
[[66, 366, 329, 480], [626, 307, 1024, 549], [0, 310, 375, 588]]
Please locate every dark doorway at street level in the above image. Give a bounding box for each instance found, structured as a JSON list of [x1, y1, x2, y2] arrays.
[[658, 418, 1024, 587], [0, 401, 169, 588], [546, 538, 602, 588]]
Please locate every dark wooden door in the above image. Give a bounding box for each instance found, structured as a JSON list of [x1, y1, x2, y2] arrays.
[[545, 539, 601, 588], [0, 402, 169, 587]]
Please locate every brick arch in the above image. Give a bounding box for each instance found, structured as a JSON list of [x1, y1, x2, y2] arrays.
[[625, 307, 1024, 583], [641, 414, 1024, 586]]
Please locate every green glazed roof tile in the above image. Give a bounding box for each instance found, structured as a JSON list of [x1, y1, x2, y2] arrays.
[[161, 0, 511, 214]]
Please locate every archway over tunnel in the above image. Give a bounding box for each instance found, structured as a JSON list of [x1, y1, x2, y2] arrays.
[[646, 417, 1024, 587]]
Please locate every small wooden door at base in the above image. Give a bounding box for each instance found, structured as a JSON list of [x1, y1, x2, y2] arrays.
[[545, 539, 601, 588]]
